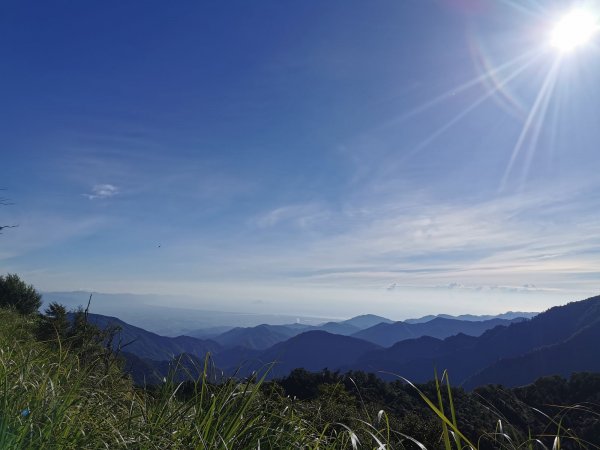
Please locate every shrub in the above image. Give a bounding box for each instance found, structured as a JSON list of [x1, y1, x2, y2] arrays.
[[0, 273, 42, 315]]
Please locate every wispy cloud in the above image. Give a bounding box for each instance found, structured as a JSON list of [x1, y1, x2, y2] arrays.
[[253, 203, 330, 229], [433, 282, 558, 293], [84, 184, 119, 200], [187, 182, 600, 299], [61, 147, 256, 207]]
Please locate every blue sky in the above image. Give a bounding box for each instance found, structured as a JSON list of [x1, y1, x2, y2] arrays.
[[1, 0, 600, 318]]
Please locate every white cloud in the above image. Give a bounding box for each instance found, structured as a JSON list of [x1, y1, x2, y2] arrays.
[[85, 184, 119, 200]]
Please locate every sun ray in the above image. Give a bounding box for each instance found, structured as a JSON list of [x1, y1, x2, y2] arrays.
[[500, 58, 561, 191], [544, 72, 563, 169], [519, 64, 560, 185], [395, 54, 541, 164], [386, 48, 540, 127], [497, 0, 546, 18]]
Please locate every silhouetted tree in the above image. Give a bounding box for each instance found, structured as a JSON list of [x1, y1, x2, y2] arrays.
[[0, 273, 42, 315]]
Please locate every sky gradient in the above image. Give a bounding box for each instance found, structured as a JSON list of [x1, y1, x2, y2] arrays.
[[1, 0, 600, 319]]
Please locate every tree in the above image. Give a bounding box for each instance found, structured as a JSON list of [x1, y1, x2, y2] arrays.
[[37, 302, 70, 342], [36, 297, 123, 372], [0, 273, 42, 315], [67, 300, 122, 369]]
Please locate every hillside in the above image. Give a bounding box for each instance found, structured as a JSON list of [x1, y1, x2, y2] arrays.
[[212, 324, 300, 350], [85, 313, 221, 360], [314, 321, 361, 336], [465, 318, 600, 388], [351, 295, 600, 386], [246, 330, 381, 378], [354, 333, 478, 370]]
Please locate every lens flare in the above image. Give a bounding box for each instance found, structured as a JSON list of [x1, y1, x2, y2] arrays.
[[551, 9, 598, 52]]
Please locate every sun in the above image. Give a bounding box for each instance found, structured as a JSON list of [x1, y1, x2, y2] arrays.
[[550, 9, 598, 52]]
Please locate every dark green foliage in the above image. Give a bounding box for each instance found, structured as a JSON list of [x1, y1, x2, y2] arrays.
[[68, 306, 119, 362], [269, 369, 600, 448], [36, 301, 122, 372], [0, 273, 42, 315]]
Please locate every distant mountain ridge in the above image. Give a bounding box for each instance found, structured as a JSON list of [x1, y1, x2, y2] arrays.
[[404, 311, 538, 324], [202, 313, 532, 350], [205, 314, 394, 350]]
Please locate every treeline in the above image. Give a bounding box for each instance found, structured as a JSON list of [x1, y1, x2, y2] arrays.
[[0, 273, 124, 377], [266, 368, 600, 447]]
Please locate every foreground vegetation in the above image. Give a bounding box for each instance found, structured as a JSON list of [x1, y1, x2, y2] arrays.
[[0, 274, 599, 449]]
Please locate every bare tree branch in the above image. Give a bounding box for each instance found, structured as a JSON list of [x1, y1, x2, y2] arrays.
[[0, 188, 17, 233], [0, 225, 18, 234]]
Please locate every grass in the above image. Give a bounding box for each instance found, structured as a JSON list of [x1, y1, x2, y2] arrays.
[[397, 370, 600, 450], [0, 307, 597, 449], [0, 308, 390, 449]]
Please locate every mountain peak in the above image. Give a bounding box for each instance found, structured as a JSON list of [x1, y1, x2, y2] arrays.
[[342, 314, 394, 329]]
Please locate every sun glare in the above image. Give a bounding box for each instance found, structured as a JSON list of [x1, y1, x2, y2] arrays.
[[551, 9, 598, 52]]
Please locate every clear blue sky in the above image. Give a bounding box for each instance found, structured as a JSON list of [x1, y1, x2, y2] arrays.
[[1, 0, 599, 318]]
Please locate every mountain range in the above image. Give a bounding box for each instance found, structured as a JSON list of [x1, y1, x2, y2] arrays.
[[194, 312, 523, 350], [404, 311, 538, 323], [201, 315, 392, 350], [352, 316, 524, 347], [84, 295, 600, 389], [351, 295, 600, 388]]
